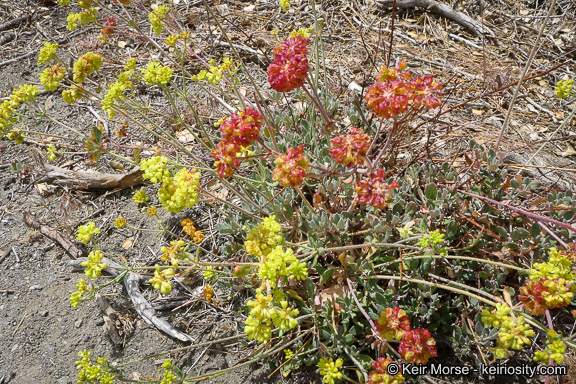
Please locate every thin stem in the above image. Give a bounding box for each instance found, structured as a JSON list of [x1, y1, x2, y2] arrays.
[[459, 190, 576, 235], [374, 254, 529, 272], [304, 76, 331, 124], [364, 275, 499, 307]]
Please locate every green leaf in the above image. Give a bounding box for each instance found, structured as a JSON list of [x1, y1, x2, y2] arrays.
[[445, 220, 457, 240], [530, 223, 542, 238], [320, 268, 336, 285], [92, 126, 102, 144], [425, 184, 438, 200], [511, 228, 530, 240], [343, 334, 355, 345], [306, 277, 315, 298]]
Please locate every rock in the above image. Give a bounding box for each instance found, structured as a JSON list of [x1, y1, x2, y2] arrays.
[[74, 319, 83, 328], [29, 285, 43, 291], [95, 318, 104, 326], [56, 377, 71, 384], [39, 310, 48, 317]]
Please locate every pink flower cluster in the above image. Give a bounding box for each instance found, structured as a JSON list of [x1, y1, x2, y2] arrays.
[[329, 128, 370, 168], [355, 169, 399, 210], [365, 62, 444, 119], [211, 107, 262, 178], [272, 145, 310, 187], [267, 36, 310, 93], [374, 307, 438, 365]]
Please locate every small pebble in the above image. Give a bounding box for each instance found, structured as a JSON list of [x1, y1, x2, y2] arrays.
[[39, 310, 48, 317], [74, 319, 83, 328], [95, 318, 105, 326], [29, 285, 43, 291]]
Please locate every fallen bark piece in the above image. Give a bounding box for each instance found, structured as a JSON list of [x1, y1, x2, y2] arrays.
[[95, 293, 123, 347], [38, 164, 143, 190], [69, 257, 194, 343], [22, 211, 83, 259], [375, 0, 495, 38]]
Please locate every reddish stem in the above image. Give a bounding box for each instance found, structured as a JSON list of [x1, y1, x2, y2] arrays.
[[458, 190, 576, 235]]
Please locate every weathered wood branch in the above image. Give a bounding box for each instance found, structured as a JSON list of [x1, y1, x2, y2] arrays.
[[38, 164, 143, 190], [32, 147, 143, 190], [22, 211, 83, 259], [375, 0, 495, 38], [69, 258, 194, 343]]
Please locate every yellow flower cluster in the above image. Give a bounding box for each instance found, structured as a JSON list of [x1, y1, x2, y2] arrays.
[[318, 358, 343, 384], [76, 350, 115, 384], [288, 26, 313, 38], [191, 57, 237, 85], [102, 68, 133, 117], [62, 85, 84, 104], [47, 143, 58, 161], [133, 189, 149, 204], [482, 304, 534, 358], [81, 250, 108, 279], [244, 289, 299, 343], [149, 5, 170, 35], [245, 216, 283, 258], [181, 219, 204, 244], [76, 222, 100, 244], [203, 284, 214, 303], [258, 246, 308, 283], [530, 247, 576, 281], [149, 265, 175, 294], [160, 240, 185, 268], [38, 42, 58, 65], [114, 217, 127, 229], [70, 279, 88, 308], [73, 52, 103, 83], [142, 61, 174, 86], [534, 329, 566, 364], [67, 8, 98, 31], [158, 168, 201, 213], [140, 156, 170, 184], [0, 84, 40, 137]]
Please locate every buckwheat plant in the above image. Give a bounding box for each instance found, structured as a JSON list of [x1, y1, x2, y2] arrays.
[[13, 0, 576, 382]]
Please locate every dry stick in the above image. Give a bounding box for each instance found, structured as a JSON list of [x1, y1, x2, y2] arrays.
[[458, 190, 576, 234], [385, 0, 397, 67], [0, 249, 11, 266], [494, 0, 557, 150], [375, 0, 495, 38]]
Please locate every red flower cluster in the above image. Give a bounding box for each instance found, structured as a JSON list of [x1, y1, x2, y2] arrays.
[[267, 36, 310, 93], [367, 357, 405, 384], [518, 278, 574, 315], [329, 128, 371, 168], [102, 17, 117, 35], [398, 328, 438, 365], [211, 107, 263, 178], [272, 145, 310, 187], [355, 169, 399, 209], [365, 62, 444, 119], [375, 307, 411, 341], [373, 307, 437, 365]]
